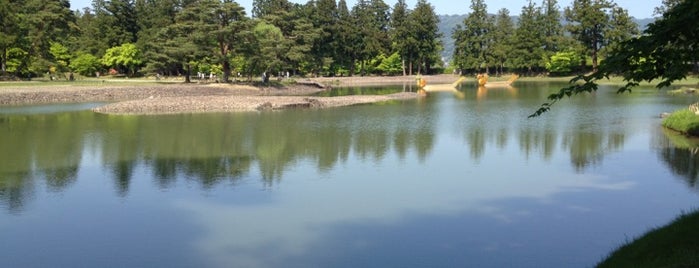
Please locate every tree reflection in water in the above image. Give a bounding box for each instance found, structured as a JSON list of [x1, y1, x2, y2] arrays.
[[655, 127, 699, 191], [0, 94, 690, 212]]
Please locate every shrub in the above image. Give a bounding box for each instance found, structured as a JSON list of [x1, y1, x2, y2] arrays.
[[70, 53, 102, 77], [662, 109, 699, 136], [545, 51, 582, 76]]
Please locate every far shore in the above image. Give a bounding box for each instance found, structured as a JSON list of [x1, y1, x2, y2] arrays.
[[0, 75, 447, 114], [1, 74, 697, 115]]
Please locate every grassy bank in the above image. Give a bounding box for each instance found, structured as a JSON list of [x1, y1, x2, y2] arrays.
[[662, 109, 699, 136], [597, 210, 699, 268]]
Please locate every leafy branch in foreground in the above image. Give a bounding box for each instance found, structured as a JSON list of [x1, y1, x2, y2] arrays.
[[530, 0, 699, 117]]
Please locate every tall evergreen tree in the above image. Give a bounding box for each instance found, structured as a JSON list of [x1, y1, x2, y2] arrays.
[[541, 0, 564, 55], [159, 0, 247, 83], [310, 0, 339, 75], [565, 0, 621, 72], [512, 1, 545, 74], [209, 0, 248, 82], [491, 8, 515, 75], [410, 0, 441, 74], [602, 5, 639, 57], [21, 0, 77, 75], [134, 0, 180, 75], [0, 0, 20, 76], [352, 0, 391, 75], [452, 0, 494, 73], [336, 0, 360, 75], [390, 0, 414, 75], [653, 0, 682, 16]]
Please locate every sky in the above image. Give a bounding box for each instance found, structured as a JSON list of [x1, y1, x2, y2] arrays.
[[69, 0, 662, 19]]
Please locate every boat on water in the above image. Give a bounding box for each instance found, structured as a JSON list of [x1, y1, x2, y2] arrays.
[[477, 74, 518, 88]]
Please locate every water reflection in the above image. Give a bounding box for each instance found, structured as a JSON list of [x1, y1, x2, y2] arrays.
[[0, 85, 688, 214], [0, 102, 437, 211], [449, 84, 628, 171], [2, 84, 699, 267], [655, 127, 699, 191], [0, 88, 676, 214]]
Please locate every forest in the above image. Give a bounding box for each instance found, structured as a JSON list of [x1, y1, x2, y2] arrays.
[[0, 0, 673, 82]]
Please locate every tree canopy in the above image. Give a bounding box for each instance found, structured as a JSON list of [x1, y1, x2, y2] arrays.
[[0, 0, 658, 83], [531, 0, 699, 117]]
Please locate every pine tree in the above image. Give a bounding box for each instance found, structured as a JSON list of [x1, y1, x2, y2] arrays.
[[390, 0, 414, 75], [0, 0, 20, 76], [491, 8, 515, 75], [349, 0, 391, 76], [565, 0, 617, 72], [541, 0, 564, 56], [21, 0, 77, 75], [410, 0, 441, 74], [336, 0, 359, 75], [512, 1, 545, 74], [451, 0, 494, 73], [134, 0, 180, 75]]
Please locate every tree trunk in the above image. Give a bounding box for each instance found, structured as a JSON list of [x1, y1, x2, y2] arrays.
[[349, 58, 356, 76], [222, 60, 230, 83], [402, 59, 406, 76], [1, 47, 6, 76], [591, 51, 598, 72], [185, 63, 191, 83]]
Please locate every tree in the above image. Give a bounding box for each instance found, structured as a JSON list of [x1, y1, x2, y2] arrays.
[[565, 0, 636, 72], [452, 0, 494, 73], [252, 0, 293, 19], [351, 0, 391, 76], [390, 0, 415, 75], [541, 0, 564, 56], [410, 0, 442, 74], [0, 0, 19, 76], [653, 0, 682, 16], [101, 43, 142, 76], [512, 1, 545, 74], [135, 0, 180, 75], [601, 5, 639, 58], [310, 0, 339, 76], [248, 20, 285, 80], [160, 0, 247, 83], [209, 0, 248, 82], [91, 0, 138, 51], [531, 0, 699, 117], [70, 53, 101, 76], [545, 50, 582, 75], [286, 7, 321, 76], [49, 42, 71, 74], [491, 8, 515, 75], [20, 0, 77, 76], [376, 52, 402, 75], [335, 0, 359, 75]]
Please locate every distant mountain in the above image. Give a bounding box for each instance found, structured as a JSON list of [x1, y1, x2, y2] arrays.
[[437, 14, 656, 62]]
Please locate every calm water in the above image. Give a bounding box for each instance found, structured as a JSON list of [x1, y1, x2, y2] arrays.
[[1, 82, 699, 267]]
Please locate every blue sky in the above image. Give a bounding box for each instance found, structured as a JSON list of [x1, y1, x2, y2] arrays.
[[70, 0, 661, 19]]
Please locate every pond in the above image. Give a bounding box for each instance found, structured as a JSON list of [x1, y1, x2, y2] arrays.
[[1, 81, 699, 267]]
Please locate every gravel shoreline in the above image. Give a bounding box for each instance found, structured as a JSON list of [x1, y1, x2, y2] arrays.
[[0, 81, 421, 115]]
